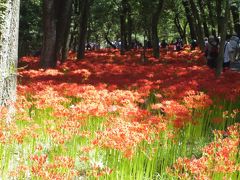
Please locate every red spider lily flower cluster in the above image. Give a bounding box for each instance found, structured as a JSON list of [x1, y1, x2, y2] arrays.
[[2, 47, 238, 178], [10, 154, 78, 179], [167, 123, 240, 179], [183, 90, 213, 109], [93, 118, 161, 158]]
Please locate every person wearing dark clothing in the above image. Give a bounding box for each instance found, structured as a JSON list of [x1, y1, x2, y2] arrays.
[[86, 43, 91, 50], [175, 39, 182, 51], [161, 40, 168, 49], [205, 35, 219, 68], [191, 39, 197, 50]]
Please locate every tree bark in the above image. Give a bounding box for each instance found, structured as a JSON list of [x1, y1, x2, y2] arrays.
[[206, 1, 215, 33], [105, 35, 117, 49], [120, 14, 126, 55], [0, 0, 20, 123], [189, 0, 205, 50], [62, 26, 71, 61], [216, 0, 230, 77], [152, 0, 164, 58], [182, 0, 197, 40], [40, 0, 57, 68], [56, 0, 73, 62], [120, 0, 128, 55], [127, 14, 132, 50], [77, 0, 90, 60], [174, 13, 188, 43], [197, 0, 209, 37], [216, 0, 223, 35], [69, 0, 79, 51]]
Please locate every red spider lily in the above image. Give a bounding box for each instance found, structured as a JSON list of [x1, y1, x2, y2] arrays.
[[183, 90, 213, 109], [31, 154, 48, 165], [93, 118, 157, 158], [14, 48, 240, 179], [0, 128, 6, 144], [168, 123, 240, 178]]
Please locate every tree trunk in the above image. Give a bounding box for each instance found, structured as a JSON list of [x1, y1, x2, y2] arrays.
[[127, 14, 132, 50], [216, 0, 223, 35], [40, 0, 57, 68], [120, 0, 128, 55], [120, 14, 126, 55], [55, 0, 73, 62], [77, 0, 90, 60], [152, 0, 164, 58], [206, 1, 215, 33], [69, 0, 79, 51], [189, 0, 205, 50], [216, 0, 230, 77], [230, 2, 240, 36], [182, 0, 197, 40], [228, 9, 234, 35], [0, 0, 20, 123], [197, 0, 209, 37], [62, 28, 71, 61], [105, 35, 117, 49], [174, 13, 188, 43]]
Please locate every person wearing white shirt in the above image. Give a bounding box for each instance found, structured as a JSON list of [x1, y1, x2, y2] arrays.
[[223, 35, 233, 69]]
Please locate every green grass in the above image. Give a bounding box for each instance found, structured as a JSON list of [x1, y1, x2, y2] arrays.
[[0, 95, 239, 179]]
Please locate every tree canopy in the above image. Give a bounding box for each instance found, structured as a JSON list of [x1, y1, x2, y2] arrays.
[[18, 0, 239, 63]]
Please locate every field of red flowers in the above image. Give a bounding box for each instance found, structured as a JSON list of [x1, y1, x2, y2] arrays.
[[0, 47, 239, 179]]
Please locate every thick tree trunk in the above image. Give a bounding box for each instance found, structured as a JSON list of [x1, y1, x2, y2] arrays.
[[182, 0, 197, 40], [197, 0, 209, 37], [69, 0, 79, 51], [120, 0, 128, 55], [152, 18, 159, 58], [216, 1, 230, 77], [77, 0, 90, 60], [127, 14, 132, 50], [62, 28, 71, 61], [206, 1, 215, 33], [40, 0, 57, 68], [216, 0, 223, 35], [152, 0, 164, 58], [120, 14, 126, 55], [55, 0, 73, 62], [189, 0, 205, 50], [0, 0, 20, 123]]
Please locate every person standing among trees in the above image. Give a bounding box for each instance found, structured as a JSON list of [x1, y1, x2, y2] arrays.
[[190, 39, 197, 50], [175, 38, 183, 51], [205, 35, 219, 68], [160, 39, 168, 49], [229, 34, 240, 62], [223, 35, 233, 70]]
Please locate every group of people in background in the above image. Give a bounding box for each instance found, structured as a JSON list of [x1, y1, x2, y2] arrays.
[[159, 38, 183, 51], [205, 34, 240, 70], [86, 34, 240, 71], [159, 34, 240, 71]]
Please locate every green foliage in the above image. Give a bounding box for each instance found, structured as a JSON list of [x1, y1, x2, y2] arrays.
[[19, 0, 42, 56]]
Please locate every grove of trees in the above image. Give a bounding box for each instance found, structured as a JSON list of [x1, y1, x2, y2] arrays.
[[0, 1, 240, 179], [17, 0, 239, 66], [0, 0, 240, 118]]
